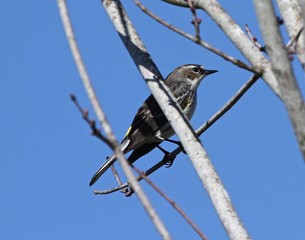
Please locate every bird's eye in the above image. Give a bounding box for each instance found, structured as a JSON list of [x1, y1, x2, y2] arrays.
[[192, 67, 200, 73]]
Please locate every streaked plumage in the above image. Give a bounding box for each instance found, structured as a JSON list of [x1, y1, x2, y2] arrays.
[[89, 64, 217, 186]]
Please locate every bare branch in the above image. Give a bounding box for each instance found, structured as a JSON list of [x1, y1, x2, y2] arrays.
[[102, 0, 250, 239], [94, 183, 128, 195], [245, 24, 266, 52], [254, 0, 305, 161], [132, 166, 208, 240], [277, 0, 305, 69], [196, 74, 260, 136], [134, 0, 258, 74], [110, 164, 124, 186], [161, 0, 201, 8], [70, 94, 113, 147], [185, 0, 201, 41], [286, 25, 304, 51], [57, 1, 171, 239]]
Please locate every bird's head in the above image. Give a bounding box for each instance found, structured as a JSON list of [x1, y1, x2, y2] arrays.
[[169, 64, 218, 88]]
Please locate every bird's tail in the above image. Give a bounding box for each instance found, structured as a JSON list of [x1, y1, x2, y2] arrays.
[[89, 139, 130, 186], [89, 154, 117, 186]]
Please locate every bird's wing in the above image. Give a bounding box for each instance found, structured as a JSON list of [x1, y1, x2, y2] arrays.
[[123, 80, 192, 152], [123, 94, 168, 151], [167, 80, 193, 110]]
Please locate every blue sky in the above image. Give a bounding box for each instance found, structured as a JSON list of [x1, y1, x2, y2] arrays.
[[1, 1, 305, 239]]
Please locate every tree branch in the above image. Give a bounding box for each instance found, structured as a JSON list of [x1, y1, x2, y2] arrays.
[[277, 0, 305, 69], [245, 24, 266, 52], [254, 0, 305, 161], [134, 0, 258, 74], [70, 94, 113, 147], [57, 1, 171, 239], [102, 0, 250, 239], [185, 0, 201, 42], [132, 166, 208, 240]]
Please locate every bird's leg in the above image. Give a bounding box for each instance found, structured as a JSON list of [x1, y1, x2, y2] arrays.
[[157, 146, 176, 168], [163, 138, 186, 154], [157, 145, 170, 155]]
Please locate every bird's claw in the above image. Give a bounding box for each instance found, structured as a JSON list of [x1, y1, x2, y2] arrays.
[[162, 152, 176, 168], [164, 159, 174, 168]]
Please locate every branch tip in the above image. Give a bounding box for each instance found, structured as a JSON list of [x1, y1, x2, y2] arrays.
[[70, 94, 77, 102]]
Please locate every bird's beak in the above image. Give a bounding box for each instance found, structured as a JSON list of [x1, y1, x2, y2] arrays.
[[204, 69, 218, 75]]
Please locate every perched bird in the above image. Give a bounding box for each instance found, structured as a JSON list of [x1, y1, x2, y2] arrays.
[[89, 64, 217, 186]]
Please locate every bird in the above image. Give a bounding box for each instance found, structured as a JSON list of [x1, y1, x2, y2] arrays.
[[89, 64, 217, 186]]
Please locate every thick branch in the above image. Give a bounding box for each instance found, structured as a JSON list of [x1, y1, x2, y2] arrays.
[[277, 0, 305, 69], [102, 0, 250, 239], [254, 0, 305, 161]]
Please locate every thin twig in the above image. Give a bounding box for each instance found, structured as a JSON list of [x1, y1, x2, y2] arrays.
[[245, 24, 266, 52], [196, 74, 260, 135], [134, 0, 259, 74], [94, 182, 129, 195], [110, 164, 132, 194], [94, 160, 166, 194], [70, 94, 131, 194], [70, 94, 113, 147], [286, 24, 304, 53], [186, 0, 201, 41], [132, 166, 208, 240], [110, 164, 123, 185]]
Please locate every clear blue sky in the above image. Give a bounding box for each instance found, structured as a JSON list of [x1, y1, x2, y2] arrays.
[[1, 1, 305, 239]]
